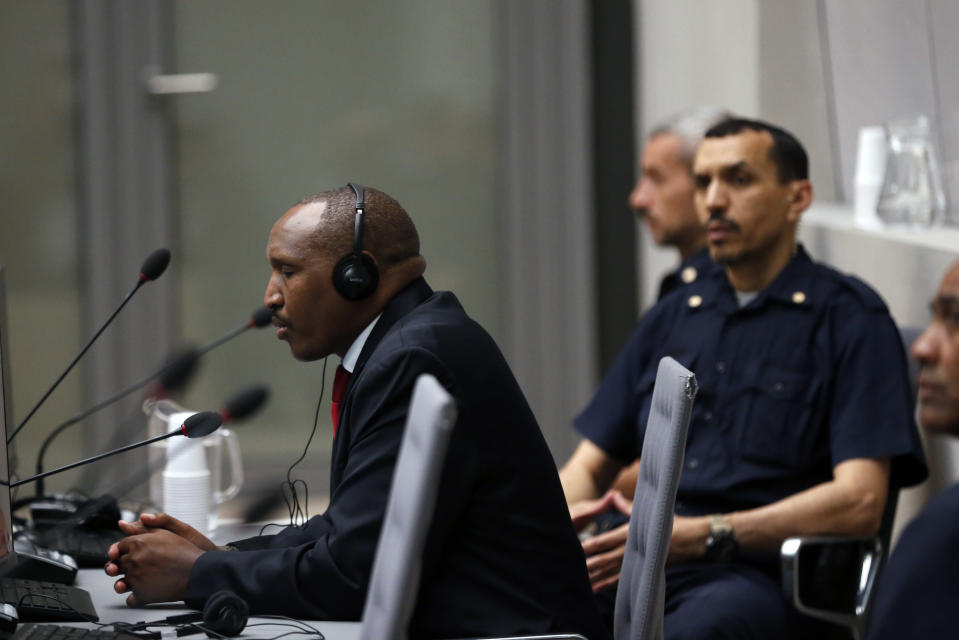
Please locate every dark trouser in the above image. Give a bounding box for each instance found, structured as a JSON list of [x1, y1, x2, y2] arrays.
[[594, 560, 848, 640]]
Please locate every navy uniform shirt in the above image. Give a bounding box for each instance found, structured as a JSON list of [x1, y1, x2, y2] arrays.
[[657, 246, 714, 300], [576, 245, 926, 519]]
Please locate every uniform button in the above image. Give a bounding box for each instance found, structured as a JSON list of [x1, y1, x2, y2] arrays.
[[687, 458, 700, 470], [704, 411, 713, 422], [681, 266, 698, 284], [688, 294, 703, 308], [773, 381, 785, 392], [792, 291, 807, 304], [716, 361, 726, 374]]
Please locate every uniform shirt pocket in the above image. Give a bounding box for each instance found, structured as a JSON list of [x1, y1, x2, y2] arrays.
[[738, 365, 825, 470]]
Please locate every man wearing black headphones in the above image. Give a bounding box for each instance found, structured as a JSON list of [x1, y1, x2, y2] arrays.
[[104, 185, 608, 640]]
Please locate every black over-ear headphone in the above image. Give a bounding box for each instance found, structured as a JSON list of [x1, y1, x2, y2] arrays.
[[153, 590, 249, 637], [332, 182, 379, 300]]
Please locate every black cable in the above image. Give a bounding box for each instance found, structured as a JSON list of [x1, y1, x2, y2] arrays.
[[248, 617, 327, 640], [260, 357, 327, 535], [11, 595, 327, 640], [257, 630, 323, 640], [183, 622, 228, 639], [286, 357, 327, 524]]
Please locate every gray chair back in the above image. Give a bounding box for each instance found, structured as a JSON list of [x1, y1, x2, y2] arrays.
[[613, 357, 697, 640], [358, 374, 457, 640]]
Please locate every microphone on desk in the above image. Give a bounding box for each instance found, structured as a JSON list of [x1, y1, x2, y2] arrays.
[[10, 411, 223, 489], [7, 248, 172, 444], [30, 307, 274, 497], [27, 385, 269, 535]]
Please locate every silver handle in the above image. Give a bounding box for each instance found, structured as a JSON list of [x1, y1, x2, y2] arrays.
[[144, 66, 218, 95]]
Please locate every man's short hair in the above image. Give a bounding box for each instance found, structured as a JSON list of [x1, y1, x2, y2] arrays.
[[704, 117, 809, 183], [648, 106, 733, 169], [296, 185, 420, 268]]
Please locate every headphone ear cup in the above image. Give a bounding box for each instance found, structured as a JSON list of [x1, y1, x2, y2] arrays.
[[202, 590, 248, 637], [332, 253, 379, 301]]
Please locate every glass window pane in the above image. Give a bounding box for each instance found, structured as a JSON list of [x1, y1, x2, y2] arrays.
[[172, 0, 500, 518], [0, 1, 83, 496]]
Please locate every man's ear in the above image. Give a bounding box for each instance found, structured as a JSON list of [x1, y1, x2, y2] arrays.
[[785, 179, 813, 223]]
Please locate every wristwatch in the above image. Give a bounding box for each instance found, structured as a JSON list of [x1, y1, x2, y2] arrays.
[[704, 514, 738, 562]]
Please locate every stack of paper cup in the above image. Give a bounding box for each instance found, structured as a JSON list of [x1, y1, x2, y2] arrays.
[[163, 411, 211, 537], [854, 125, 888, 229]]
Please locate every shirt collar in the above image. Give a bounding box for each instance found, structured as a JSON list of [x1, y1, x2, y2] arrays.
[[692, 243, 815, 313], [752, 244, 815, 307], [341, 314, 381, 373]]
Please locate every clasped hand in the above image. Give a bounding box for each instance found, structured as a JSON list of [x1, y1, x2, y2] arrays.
[[570, 490, 633, 593], [571, 492, 709, 592], [103, 513, 215, 606]]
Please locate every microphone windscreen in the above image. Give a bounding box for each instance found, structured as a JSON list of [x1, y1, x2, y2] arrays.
[[181, 411, 222, 438], [158, 347, 201, 392], [221, 385, 270, 423], [250, 306, 274, 328], [140, 248, 171, 281]]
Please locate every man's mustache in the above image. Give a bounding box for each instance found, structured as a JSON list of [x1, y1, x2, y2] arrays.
[[705, 211, 741, 232]]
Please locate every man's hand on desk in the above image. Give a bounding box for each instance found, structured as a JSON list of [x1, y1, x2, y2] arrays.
[[117, 513, 218, 551], [103, 513, 214, 606]]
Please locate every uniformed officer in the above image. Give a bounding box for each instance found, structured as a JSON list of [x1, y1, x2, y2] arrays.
[[628, 106, 730, 300], [560, 118, 927, 639], [867, 260, 959, 640], [602, 108, 731, 508]]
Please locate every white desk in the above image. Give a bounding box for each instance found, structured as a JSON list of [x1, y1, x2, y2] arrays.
[[68, 520, 363, 640], [75, 569, 361, 640]]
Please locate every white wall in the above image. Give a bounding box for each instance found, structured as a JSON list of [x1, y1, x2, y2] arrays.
[[633, 0, 835, 310], [634, 0, 760, 310]]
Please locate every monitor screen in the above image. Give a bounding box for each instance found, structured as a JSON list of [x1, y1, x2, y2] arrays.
[[0, 266, 17, 569]]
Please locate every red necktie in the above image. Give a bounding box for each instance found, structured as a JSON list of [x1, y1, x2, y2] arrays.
[[331, 365, 351, 438]]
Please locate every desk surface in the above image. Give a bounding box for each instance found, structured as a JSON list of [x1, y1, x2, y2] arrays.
[[69, 519, 362, 640], [77, 569, 361, 640]]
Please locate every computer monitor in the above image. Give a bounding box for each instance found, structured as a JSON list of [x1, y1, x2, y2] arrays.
[[0, 267, 17, 574]]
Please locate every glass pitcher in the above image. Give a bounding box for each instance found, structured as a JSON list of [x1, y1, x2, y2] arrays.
[[143, 398, 244, 532], [875, 114, 947, 227]]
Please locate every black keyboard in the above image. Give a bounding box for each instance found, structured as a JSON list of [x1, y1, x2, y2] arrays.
[[0, 579, 98, 622], [12, 624, 137, 640], [33, 529, 123, 568]]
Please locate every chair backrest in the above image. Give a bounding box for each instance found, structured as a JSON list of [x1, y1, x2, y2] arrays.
[[613, 357, 697, 640], [358, 374, 457, 640]]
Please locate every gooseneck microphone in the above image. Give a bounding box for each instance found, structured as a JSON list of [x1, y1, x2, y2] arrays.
[[180, 306, 273, 367], [21, 384, 269, 523], [85, 383, 270, 501], [11, 411, 222, 488], [31, 307, 273, 497], [219, 384, 271, 423], [8, 248, 172, 444]]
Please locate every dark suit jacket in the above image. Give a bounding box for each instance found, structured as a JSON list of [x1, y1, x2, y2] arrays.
[[185, 278, 608, 640], [866, 482, 959, 640]]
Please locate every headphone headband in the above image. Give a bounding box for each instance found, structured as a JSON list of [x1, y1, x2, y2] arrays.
[[347, 183, 365, 256], [332, 182, 379, 300]]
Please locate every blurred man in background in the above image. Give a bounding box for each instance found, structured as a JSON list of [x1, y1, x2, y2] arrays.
[[867, 260, 959, 639], [629, 106, 730, 300]]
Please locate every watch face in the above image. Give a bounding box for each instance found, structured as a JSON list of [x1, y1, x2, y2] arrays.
[[705, 530, 738, 562]]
